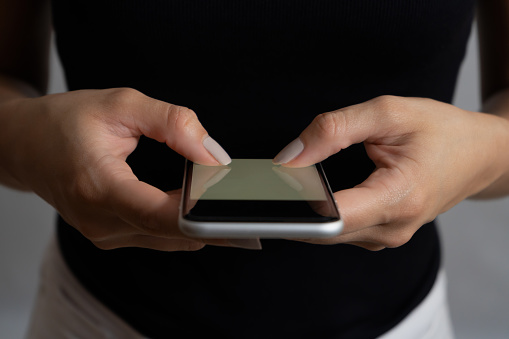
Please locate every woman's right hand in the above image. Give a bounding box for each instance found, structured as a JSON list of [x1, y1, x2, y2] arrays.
[[0, 88, 238, 251]]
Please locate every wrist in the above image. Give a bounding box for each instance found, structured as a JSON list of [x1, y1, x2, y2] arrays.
[[469, 111, 509, 199], [0, 97, 36, 190]]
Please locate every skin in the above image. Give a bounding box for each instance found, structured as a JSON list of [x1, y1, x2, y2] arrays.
[[0, 89, 233, 251], [1, 0, 509, 252], [276, 1, 509, 250], [278, 96, 509, 250]]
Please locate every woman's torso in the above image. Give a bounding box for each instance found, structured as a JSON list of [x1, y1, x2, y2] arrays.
[[52, 1, 475, 337]]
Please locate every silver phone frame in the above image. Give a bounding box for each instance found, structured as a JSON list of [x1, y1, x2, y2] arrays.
[[178, 160, 343, 239]]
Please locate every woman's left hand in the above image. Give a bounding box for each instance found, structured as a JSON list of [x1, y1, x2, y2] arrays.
[[273, 95, 509, 251]]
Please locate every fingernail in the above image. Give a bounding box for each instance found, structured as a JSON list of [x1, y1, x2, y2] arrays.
[[203, 136, 232, 165], [227, 239, 263, 250], [273, 138, 304, 165]]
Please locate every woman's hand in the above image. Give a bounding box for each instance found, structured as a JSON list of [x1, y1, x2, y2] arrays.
[[274, 95, 509, 251], [0, 88, 249, 251]]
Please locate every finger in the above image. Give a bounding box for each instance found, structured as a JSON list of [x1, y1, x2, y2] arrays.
[[288, 235, 385, 251], [332, 165, 424, 235], [344, 242, 386, 251], [94, 234, 262, 251], [93, 234, 207, 251], [332, 185, 388, 235], [285, 236, 385, 251], [101, 157, 262, 248], [103, 163, 188, 238], [334, 223, 415, 249], [108, 170, 266, 247], [273, 96, 415, 167], [72, 210, 141, 242], [109, 88, 231, 165]]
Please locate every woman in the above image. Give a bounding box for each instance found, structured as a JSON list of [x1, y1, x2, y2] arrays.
[[1, 0, 508, 338]]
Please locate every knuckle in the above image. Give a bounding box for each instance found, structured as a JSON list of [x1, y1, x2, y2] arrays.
[[382, 235, 407, 249], [68, 174, 103, 206], [105, 88, 143, 110], [136, 209, 165, 236], [181, 241, 206, 252], [371, 95, 408, 124], [91, 240, 117, 250], [80, 223, 108, 242], [362, 244, 386, 252], [313, 112, 344, 141], [399, 191, 428, 222], [381, 228, 414, 249], [376, 201, 394, 226], [166, 105, 197, 134], [378, 169, 429, 225], [112, 87, 141, 101], [372, 95, 401, 111]]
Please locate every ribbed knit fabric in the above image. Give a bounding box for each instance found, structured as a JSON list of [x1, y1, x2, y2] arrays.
[[52, 1, 475, 338]]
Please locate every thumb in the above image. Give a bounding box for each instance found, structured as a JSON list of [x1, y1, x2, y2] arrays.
[[115, 89, 231, 165]]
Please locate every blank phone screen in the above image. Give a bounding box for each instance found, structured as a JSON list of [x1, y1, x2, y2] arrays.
[[190, 159, 327, 201], [183, 159, 339, 222]]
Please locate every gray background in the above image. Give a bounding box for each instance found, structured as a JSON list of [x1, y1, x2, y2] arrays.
[[1, 24, 509, 338]]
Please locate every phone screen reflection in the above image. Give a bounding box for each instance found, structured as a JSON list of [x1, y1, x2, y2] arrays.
[[190, 159, 327, 201]]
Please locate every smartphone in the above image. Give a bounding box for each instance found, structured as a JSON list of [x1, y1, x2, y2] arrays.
[[179, 159, 342, 239]]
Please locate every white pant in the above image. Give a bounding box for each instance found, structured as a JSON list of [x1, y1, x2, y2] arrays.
[[26, 237, 454, 339], [380, 266, 454, 339]]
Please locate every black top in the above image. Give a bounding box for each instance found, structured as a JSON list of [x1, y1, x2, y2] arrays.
[[51, 1, 475, 338]]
